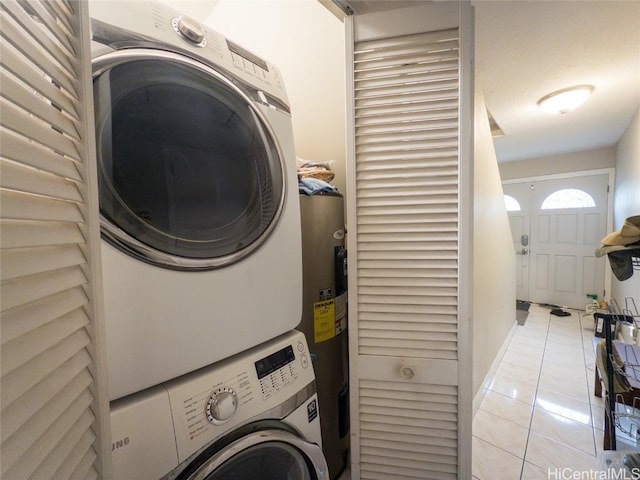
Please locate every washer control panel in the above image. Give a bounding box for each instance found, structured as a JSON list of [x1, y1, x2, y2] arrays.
[[165, 330, 315, 462], [256, 343, 301, 400]]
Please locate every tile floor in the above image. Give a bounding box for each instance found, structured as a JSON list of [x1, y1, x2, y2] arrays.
[[472, 304, 607, 479], [338, 304, 630, 480]]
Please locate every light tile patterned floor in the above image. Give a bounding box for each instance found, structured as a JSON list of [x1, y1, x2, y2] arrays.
[[472, 304, 605, 479], [338, 304, 617, 480]]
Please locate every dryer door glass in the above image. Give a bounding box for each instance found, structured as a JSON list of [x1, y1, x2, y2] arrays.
[[93, 54, 284, 270], [202, 442, 314, 480]]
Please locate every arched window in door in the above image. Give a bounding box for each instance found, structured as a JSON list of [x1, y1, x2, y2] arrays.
[[504, 194, 521, 212], [540, 188, 596, 209]]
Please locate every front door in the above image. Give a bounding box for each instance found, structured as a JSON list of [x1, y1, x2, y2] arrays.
[[504, 173, 610, 309], [505, 182, 532, 302]]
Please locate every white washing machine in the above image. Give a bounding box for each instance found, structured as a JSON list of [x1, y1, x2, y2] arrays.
[[110, 330, 328, 480], [88, 1, 302, 400]]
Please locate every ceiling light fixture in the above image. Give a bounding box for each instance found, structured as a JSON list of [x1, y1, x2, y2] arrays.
[[537, 85, 594, 115]]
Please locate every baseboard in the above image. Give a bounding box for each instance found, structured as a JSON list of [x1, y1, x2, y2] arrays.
[[472, 320, 518, 416]]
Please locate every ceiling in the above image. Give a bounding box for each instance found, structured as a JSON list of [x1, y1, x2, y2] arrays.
[[335, 0, 640, 163]]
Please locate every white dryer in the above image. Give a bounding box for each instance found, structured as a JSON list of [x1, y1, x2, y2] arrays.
[[88, 1, 302, 400], [110, 330, 328, 480]]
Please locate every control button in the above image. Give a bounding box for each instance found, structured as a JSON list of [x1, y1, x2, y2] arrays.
[[231, 52, 244, 68], [171, 17, 206, 47], [300, 354, 309, 369], [177, 16, 205, 43], [206, 387, 238, 424], [297, 341, 305, 352]]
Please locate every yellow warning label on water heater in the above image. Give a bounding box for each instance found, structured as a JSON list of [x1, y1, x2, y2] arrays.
[[313, 299, 336, 343]]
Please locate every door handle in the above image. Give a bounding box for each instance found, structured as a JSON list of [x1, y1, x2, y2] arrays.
[[516, 248, 528, 255]]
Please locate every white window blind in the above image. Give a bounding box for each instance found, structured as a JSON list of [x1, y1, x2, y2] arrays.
[[1, 1, 110, 479], [347, 7, 473, 476]]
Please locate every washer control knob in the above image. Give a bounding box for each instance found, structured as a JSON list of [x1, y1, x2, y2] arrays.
[[206, 387, 238, 424], [175, 16, 205, 44]]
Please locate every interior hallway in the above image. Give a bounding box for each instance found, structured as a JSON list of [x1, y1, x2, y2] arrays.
[[472, 304, 606, 479]]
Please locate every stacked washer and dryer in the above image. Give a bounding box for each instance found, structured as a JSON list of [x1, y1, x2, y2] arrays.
[[89, 2, 328, 478]]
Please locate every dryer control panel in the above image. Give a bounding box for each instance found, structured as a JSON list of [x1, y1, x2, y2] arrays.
[[89, 0, 289, 108], [165, 330, 315, 463]]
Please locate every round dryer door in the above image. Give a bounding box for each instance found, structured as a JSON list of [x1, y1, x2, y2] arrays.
[[180, 430, 328, 480], [92, 50, 285, 270]]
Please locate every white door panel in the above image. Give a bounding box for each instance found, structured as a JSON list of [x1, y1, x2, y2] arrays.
[[504, 174, 609, 309], [504, 183, 532, 301]]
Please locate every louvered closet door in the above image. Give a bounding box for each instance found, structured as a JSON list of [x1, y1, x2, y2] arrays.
[[346, 3, 473, 479], [1, 2, 111, 479]]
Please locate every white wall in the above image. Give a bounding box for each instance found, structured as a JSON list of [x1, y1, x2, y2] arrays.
[[499, 146, 616, 181], [611, 107, 640, 303], [199, 0, 348, 196], [473, 87, 517, 396]]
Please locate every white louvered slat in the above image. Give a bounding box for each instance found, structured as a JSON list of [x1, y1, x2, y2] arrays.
[[1, 330, 91, 408], [0, 1, 110, 478], [0, 45, 78, 117], [0, 18, 76, 98], [23, 2, 78, 53], [360, 325, 457, 339], [358, 187, 458, 200], [3, 399, 93, 479], [2, 363, 92, 442], [1, 1, 75, 73], [1, 101, 80, 159], [1, 387, 93, 473], [0, 159, 83, 202], [69, 449, 98, 480], [2, 244, 87, 280], [0, 131, 82, 180], [354, 36, 458, 61], [355, 70, 459, 93], [356, 118, 458, 137], [1, 287, 88, 344], [355, 94, 459, 119], [355, 77, 458, 100], [357, 139, 458, 155], [47, 429, 96, 480], [359, 380, 458, 480], [348, 6, 472, 477], [356, 108, 458, 128], [354, 29, 458, 54], [356, 90, 458, 112], [44, 1, 75, 33], [1, 266, 87, 312], [1, 72, 78, 139], [1, 221, 85, 249], [356, 127, 459, 146], [29, 406, 95, 480], [357, 154, 457, 168], [1, 190, 83, 222], [2, 308, 89, 374]]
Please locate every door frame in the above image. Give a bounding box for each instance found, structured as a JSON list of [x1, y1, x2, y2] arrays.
[[502, 167, 615, 303]]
